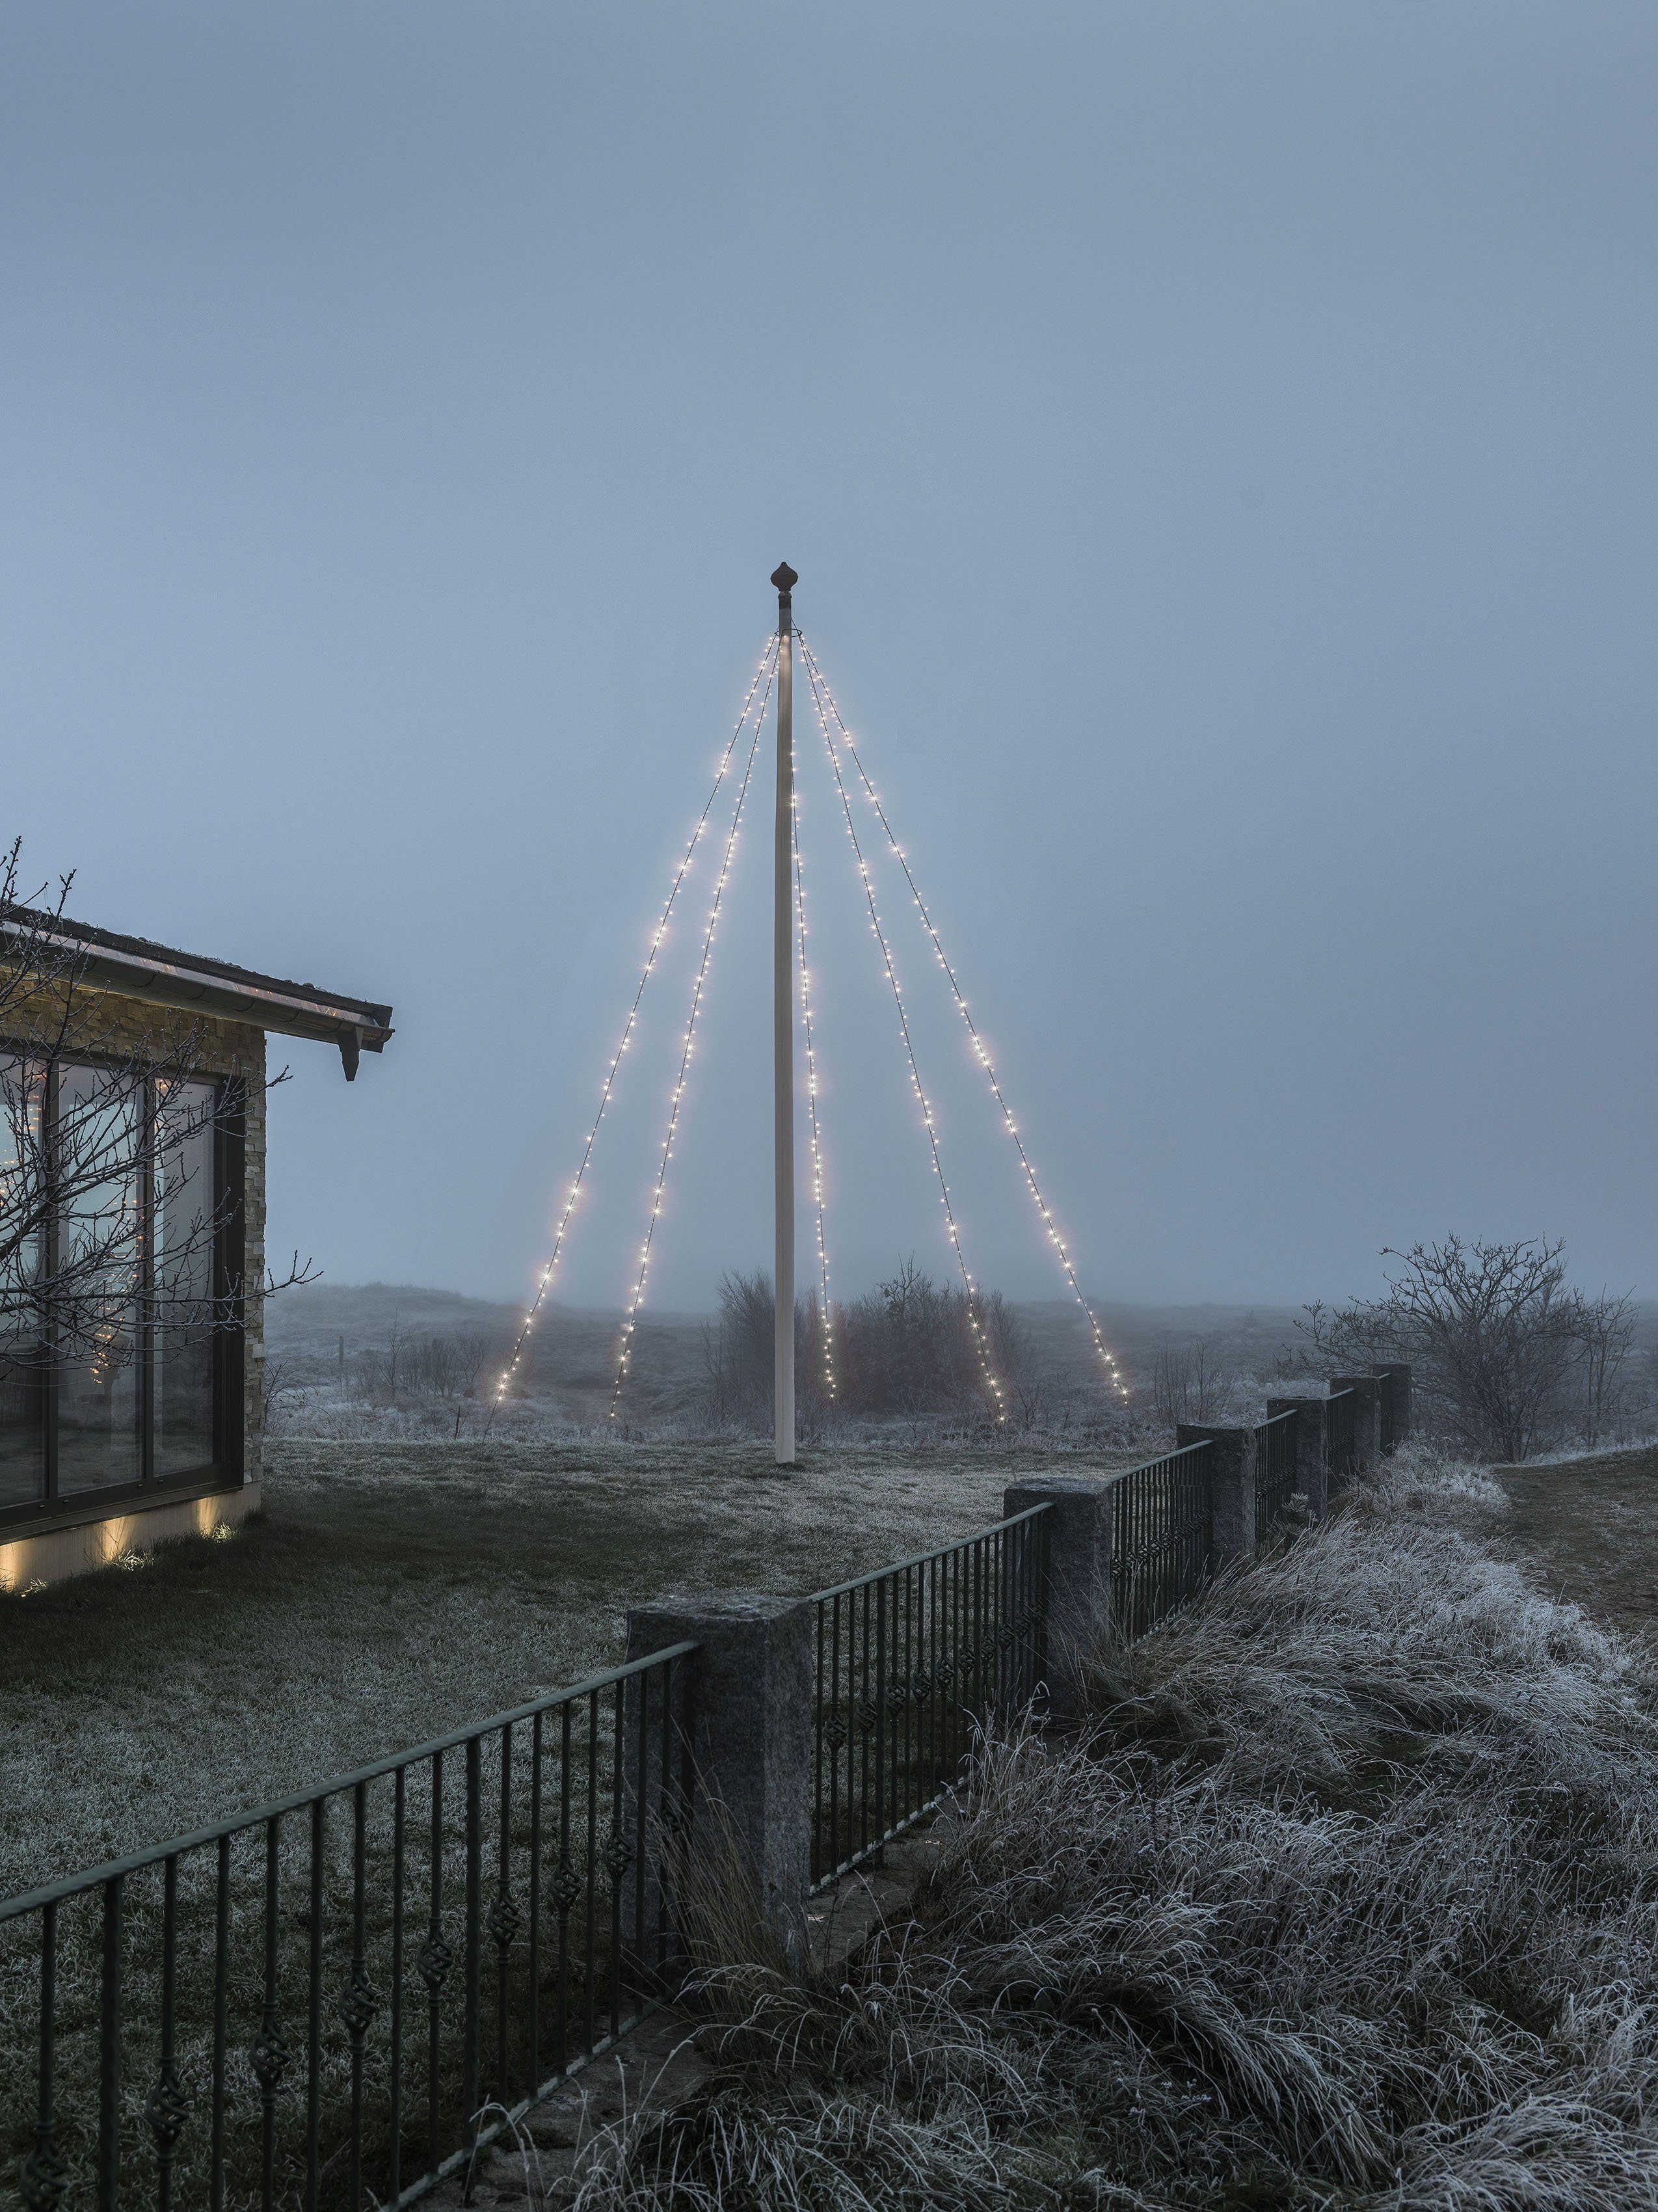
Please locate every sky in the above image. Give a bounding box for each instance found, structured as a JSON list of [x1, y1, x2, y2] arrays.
[[2, 1, 1655, 1317]]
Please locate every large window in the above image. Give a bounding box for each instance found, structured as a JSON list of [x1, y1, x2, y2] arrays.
[[0, 1058, 238, 1519]]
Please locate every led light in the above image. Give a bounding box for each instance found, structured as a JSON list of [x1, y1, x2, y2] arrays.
[[487, 637, 779, 1423], [802, 643, 1008, 1424], [793, 790, 836, 1399], [609, 682, 771, 1422], [797, 634, 1130, 1407]]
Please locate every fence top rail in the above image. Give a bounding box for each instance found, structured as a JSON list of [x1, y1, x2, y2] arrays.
[[1119, 1439, 1214, 1476], [1257, 1408, 1300, 1431], [808, 1500, 1051, 1608], [0, 1638, 701, 1926], [1326, 1388, 1356, 1405]]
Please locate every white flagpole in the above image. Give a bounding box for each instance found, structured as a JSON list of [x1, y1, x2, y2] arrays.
[[771, 561, 798, 1466]]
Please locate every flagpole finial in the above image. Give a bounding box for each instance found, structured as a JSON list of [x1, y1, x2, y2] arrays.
[[771, 562, 797, 596]]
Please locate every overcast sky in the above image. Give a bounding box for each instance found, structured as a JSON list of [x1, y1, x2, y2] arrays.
[[3, 3, 1654, 1317]]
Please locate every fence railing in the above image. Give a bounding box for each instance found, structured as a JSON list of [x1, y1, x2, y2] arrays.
[[1109, 1442, 1213, 1641], [1327, 1388, 1357, 1489], [807, 1505, 1049, 1891], [0, 1645, 694, 2212], [1253, 1407, 1300, 1532], [5, 1364, 1407, 2209]]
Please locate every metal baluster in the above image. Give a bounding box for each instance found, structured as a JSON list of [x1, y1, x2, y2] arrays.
[[20, 1900, 66, 2212], [656, 1658, 676, 1975], [857, 1582, 871, 1865], [390, 1768, 405, 2206], [306, 1799, 323, 2212], [583, 1690, 599, 2058], [98, 1875, 122, 2212], [341, 1783, 377, 2212], [528, 1712, 543, 2090], [632, 1666, 648, 2011], [146, 1856, 187, 2212], [827, 1593, 843, 1879], [420, 1753, 450, 2182], [211, 1835, 228, 2212], [554, 1703, 575, 2073], [490, 1725, 518, 2100], [874, 1575, 888, 1850], [608, 1680, 627, 2037], [462, 1738, 481, 2157], [812, 1600, 825, 1886], [251, 1818, 289, 2212]]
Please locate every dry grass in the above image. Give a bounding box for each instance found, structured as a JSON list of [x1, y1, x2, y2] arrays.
[[557, 1448, 1658, 2209]]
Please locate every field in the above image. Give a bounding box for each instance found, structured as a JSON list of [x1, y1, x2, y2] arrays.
[[1, 1435, 1140, 1897], [1499, 1443, 1658, 1642]]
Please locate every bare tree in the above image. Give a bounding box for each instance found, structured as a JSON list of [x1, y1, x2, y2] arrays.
[[1150, 1338, 1240, 1429], [1, 843, 312, 1391], [1571, 1291, 1635, 1449], [1304, 1235, 1622, 1463]]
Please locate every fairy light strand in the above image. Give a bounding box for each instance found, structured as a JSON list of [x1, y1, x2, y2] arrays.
[[487, 637, 779, 1429], [608, 685, 770, 1423], [802, 649, 1009, 1425], [792, 788, 836, 1399], [797, 633, 1129, 1405]]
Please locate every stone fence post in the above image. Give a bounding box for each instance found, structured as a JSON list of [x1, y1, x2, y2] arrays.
[[1376, 1362, 1412, 1448], [1002, 1475, 1116, 1721], [1330, 1376, 1382, 1468], [1266, 1396, 1328, 1520], [1177, 1423, 1256, 1565], [624, 1592, 813, 1952]]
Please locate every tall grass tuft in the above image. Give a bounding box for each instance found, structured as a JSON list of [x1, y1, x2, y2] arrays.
[[561, 1450, 1658, 2208]]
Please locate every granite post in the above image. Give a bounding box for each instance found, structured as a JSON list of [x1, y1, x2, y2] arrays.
[[624, 1592, 813, 1951], [1266, 1396, 1329, 1520], [1002, 1476, 1114, 1720], [1177, 1423, 1256, 1564], [1330, 1377, 1383, 1468]]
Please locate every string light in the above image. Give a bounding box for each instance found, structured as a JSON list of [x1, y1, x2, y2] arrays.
[[793, 789, 836, 1399], [487, 638, 779, 1429], [801, 648, 1009, 1426], [608, 682, 770, 1423], [797, 634, 1130, 1406]]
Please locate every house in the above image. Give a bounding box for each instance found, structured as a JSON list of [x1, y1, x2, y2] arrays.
[[0, 906, 392, 1589]]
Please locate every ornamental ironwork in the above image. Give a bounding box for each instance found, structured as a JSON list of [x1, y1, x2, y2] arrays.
[[417, 1927, 453, 1995], [487, 1891, 522, 1952], [338, 1963, 378, 2042], [144, 2069, 189, 2152]]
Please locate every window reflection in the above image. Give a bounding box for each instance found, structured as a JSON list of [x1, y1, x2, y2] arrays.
[[0, 1056, 226, 1515], [0, 1057, 45, 1505], [155, 1079, 217, 1477], [55, 1064, 142, 1496]]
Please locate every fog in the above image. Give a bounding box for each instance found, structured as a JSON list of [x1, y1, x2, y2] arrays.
[[3, 3, 1653, 1315]]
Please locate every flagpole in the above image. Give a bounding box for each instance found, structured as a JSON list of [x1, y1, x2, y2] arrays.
[[771, 562, 799, 1466]]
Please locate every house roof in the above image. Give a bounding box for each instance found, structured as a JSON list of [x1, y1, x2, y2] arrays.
[[0, 905, 394, 1079]]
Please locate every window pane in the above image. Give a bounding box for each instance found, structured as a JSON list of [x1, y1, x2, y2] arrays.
[[154, 1079, 217, 1476], [55, 1065, 144, 1496], [0, 1057, 45, 1506]]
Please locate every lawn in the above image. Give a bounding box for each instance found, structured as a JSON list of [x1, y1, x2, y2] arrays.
[[1, 1436, 1135, 1898], [1499, 1442, 1658, 1643]]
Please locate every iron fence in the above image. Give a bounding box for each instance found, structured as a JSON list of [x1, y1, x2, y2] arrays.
[[0, 1645, 694, 2212], [808, 1505, 1049, 1891], [1327, 1389, 1356, 1489], [1109, 1443, 1213, 1640], [1253, 1408, 1300, 1533]]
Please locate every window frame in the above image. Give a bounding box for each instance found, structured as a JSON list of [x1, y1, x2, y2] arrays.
[[0, 1048, 245, 1533]]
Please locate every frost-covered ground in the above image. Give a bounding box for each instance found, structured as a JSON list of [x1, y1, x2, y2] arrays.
[[1, 1436, 1140, 1895]]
